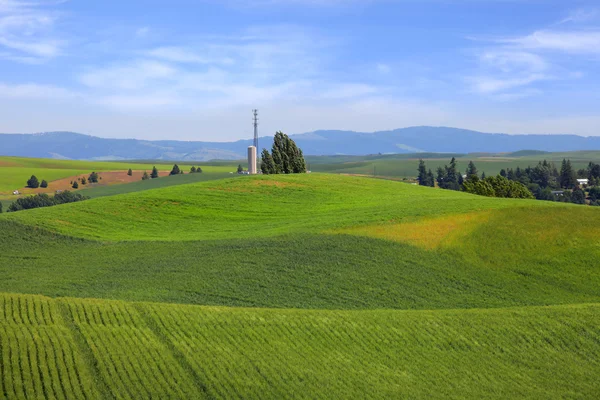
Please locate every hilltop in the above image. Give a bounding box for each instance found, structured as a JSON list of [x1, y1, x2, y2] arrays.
[[2, 127, 600, 160]]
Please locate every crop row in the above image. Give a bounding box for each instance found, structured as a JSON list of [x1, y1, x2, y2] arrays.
[[1, 293, 599, 399], [64, 299, 203, 399], [0, 323, 98, 399]]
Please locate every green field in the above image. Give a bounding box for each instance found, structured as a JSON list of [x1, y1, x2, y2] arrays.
[[308, 150, 600, 178], [2, 293, 598, 399], [1, 170, 599, 398], [0, 156, 236, 194]]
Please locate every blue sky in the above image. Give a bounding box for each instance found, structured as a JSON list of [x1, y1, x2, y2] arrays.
[[0, 0, 599, 141]]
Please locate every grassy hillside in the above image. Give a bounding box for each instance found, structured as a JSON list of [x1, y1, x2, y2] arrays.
[[2, 173, 599, 398], [3, 174, 534, 241], [1, 174, 599, 310], [0, 156, 235, 194], [2, 292, 598, 399]]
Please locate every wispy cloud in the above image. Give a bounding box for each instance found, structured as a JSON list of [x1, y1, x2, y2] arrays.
[[558, 8, 598, 25], [0, 0, 65, 62], [0, 82, 77, 99], [501, 30, 600, 53]]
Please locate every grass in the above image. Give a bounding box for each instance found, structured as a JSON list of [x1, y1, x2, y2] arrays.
[[1, 292, 598, 399], [1, 171, 600, 397], [0, 156, 236, 194], [2, 174, 539, 241], [1, 175, 599, 311]]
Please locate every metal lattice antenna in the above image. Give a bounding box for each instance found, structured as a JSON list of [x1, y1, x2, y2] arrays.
[[252, 109, 259, 151]]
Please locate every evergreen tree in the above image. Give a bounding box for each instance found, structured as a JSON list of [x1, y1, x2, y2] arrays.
[[481, 172, 486, 180], [466, 161, 478, 178], [196, 166, 202, 173], [190, 166, 197, 173], [417, 159, 428, 186], [27, 175, 40, 188], [142, 171, 150, 180], [81, 177, 87, 185], [436, 167, 445, 188], [88, 171, 99, 183], [499, 169, 507, 177], [559, 159, 576, 188], [72, 180, 79, 189], [261, 149, 276, 174], [169, 164, 181, 176], [237, 164, 244, 173], [571, 187, 586, 204], [151, 166, 159, 179], [127, 168, 133, 176], [40, 180, 48, 188], [426, 169, 435, 187]]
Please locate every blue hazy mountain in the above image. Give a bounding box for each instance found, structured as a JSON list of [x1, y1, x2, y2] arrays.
[[1, 127, 600, 160]]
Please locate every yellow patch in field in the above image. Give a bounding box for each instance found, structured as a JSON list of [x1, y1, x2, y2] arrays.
[[335, 212, 491, 250]]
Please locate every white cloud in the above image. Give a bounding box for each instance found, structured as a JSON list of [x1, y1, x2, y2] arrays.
[[0, 82, 77, 99], [0, 0, 65, 62], [79, 60, 178, 90], [469, 73, 550, 94], [558, 9, 599, 25], [146, 46, 234, 65], [502, 30, 600, 54]]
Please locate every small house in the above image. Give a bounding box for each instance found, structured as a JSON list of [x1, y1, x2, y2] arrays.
[[577, 179, 589, 187]]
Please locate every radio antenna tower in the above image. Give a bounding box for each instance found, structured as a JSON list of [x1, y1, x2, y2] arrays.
[[252, 109, 259, 151]]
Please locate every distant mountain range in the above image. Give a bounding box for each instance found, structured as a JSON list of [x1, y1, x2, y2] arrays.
[[1, 127, 600, 161]]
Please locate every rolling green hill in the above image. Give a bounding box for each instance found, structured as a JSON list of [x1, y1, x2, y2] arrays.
[[1, 173, 599, 398], [0, 156, 235, 194]]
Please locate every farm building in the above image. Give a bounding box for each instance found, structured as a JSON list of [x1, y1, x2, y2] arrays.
[[577, 179, 589, 186]]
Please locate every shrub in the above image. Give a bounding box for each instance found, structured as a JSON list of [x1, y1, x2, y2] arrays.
[[72, 181, 79, 189], [40, 180, 48, 188], [142, 171, 150, 180], [127, 169, 133, 176]]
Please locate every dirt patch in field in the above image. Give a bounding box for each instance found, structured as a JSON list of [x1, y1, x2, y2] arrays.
[[333, 211, 492, 250], [0, 160, 20, 167], [12, 170, 171, 195]]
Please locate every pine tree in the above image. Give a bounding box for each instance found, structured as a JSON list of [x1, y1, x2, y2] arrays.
[[127, 169, 133, 176], [190, 166, 197, 173], [237, 164, 244, 173], [88, 172, 99, 183], [169, 164, 181, 176], [417, 159, 428, 186], [560, 159, 576, 188], [81, 177, 87, 185], [72, 181, 79, 189], [426, 169, 435, 187], [466, 161, 478, 178], [151, 166, 159, 179], [40, 180, 48, 188], [27, 175, 40, 188], [196, 167, 202, 173]]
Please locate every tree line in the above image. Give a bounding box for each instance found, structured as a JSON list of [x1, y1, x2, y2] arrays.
[[418, 158, 600, 205], [6, 191, 89, 212]]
